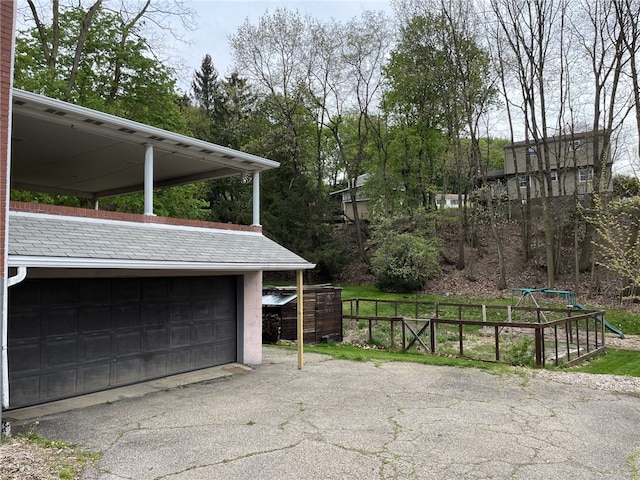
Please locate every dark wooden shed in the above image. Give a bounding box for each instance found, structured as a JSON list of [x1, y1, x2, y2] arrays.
[[262, 285, 343, 344]]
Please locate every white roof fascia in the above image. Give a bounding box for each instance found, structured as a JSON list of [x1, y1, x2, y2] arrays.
[[8, 256, 316, 271]]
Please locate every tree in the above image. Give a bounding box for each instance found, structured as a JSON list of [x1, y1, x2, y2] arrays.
[[489, 0, 571, 289], [229, 8, 351, 276], [191, 54, 220, 117], [383, 2, 496, 279], [572, 0, 634, 273], [314, 12, 392, 265], [15, 2, 187, 131], [584, 194, 640, 299], [382, 14, 450, 215]]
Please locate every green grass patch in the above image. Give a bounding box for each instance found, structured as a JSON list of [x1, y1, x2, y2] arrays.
[[603, 309, 640, 336], [339, 285, 640, 335], [298, 342, 512, 373], [569, 349, 640, 377]]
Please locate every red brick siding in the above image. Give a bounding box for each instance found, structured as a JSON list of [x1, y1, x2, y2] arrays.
[[0, 1, 15, 274], [9, 201, 262, 233]]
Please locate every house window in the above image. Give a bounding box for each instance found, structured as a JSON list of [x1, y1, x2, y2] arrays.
[[528, 146, 537, 156], [518, 175, 528, 188], [578, 167, 593, 183], [570, 140, 582, 151], [550, 170, 558, 182], [450, 198, 459, 207]]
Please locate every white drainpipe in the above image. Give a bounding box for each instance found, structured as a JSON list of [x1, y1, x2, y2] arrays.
[[2, 266, 27, 408]]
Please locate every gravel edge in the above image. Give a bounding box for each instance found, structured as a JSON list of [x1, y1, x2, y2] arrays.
[[534, 370, 640, 395]]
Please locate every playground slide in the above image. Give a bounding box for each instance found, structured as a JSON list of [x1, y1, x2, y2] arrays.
[[572, 303, 625, 339]]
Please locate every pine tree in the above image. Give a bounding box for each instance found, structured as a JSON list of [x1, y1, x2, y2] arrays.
[[191, 54, 219, 116]]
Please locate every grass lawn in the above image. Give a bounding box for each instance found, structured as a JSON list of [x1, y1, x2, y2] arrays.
[[339, 285, 640, 335], [569, 349, 640, 377], [299, 342, 510, 373], [333, 284, 640, 376], [298, 342, 640, 377]]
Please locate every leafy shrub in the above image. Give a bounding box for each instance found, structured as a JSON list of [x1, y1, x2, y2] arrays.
[[370, 214, 442, 293], [505, 337, 534, 366]]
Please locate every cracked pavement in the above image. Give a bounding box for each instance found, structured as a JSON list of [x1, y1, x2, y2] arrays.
[[14, 347, 640, 479]]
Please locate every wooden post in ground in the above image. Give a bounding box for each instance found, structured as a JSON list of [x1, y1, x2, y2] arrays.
[[297, 269, 304, 369]]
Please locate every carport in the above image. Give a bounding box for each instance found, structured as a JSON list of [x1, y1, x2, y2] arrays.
[[2, 89, 314, 410]]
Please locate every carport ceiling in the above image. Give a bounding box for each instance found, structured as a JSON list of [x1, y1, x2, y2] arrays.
[[10, 89, 279, 199]]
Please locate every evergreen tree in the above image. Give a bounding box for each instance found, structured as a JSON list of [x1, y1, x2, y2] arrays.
[[191, 54, 220, 117]]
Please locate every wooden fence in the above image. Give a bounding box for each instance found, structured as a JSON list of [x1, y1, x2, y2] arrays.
[[342, 298, 606, 367]]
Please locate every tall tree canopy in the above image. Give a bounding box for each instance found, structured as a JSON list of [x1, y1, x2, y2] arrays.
[[15, 0, 189, 130]]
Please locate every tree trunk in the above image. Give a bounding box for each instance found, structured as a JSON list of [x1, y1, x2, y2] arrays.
[[456, 190, 466, 270], [348, 185, 369, 267], [541, 194, 556, 288], [66, 0, 103, 98]]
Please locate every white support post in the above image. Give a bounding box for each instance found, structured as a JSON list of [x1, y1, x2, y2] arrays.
[[252, 171, 260, 227], [144, 143, 155, 216]]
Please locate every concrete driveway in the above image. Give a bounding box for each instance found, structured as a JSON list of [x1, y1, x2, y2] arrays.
[[7, 347, 640, 479]]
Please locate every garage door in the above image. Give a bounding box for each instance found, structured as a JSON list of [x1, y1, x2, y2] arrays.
[[7, 276, 238, 408]]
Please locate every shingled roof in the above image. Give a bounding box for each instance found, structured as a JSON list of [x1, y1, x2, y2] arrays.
[[8, 212, 314, 271]]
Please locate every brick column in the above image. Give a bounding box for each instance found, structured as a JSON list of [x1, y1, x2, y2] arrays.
[[1, 0, 15, 425]]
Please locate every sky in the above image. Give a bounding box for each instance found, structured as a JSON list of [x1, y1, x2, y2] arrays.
[[172, 0, 394, 92]]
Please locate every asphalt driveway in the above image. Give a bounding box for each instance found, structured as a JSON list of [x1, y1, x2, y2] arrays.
[[8, 347, 640, 479]]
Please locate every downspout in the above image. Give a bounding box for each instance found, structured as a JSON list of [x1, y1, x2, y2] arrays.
[[1, 0, 16, 433], [2, 266, 27, 409], [7, 266, 26, 287], [252, 171, 260, 227]]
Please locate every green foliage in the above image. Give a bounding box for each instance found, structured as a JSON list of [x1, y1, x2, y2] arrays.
[[307, 240, 351, 282], [613, 174, 640, 198], [505, 337, 535, 366], [377, 10, 496, 218], [261, 163, 343, 281], [15, 5, 186, 132], [370, 213, 442, 292], [10, 190, 89, 207], [101, 184, 210, 220], [583, 195, 640, 298], [207, 177, 253, 225], [478, 137, 509, 171]]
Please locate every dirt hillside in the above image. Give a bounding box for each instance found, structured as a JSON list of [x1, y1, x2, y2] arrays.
[[333, 218, 634, 312]]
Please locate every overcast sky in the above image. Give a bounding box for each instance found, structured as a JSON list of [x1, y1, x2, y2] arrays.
[[174, 0, 393, 92]]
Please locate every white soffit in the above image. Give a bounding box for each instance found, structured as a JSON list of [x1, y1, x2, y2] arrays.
[[11, 89, 279, 199]]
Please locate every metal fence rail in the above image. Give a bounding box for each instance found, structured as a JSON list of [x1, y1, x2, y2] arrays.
[[342, 298, 606, 367]]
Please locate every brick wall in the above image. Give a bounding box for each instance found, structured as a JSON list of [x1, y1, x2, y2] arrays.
[[0, 1, 15, 274], [9, 201, 262, 233]]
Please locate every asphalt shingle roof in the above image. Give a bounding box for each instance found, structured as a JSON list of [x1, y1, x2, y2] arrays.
[[8, 213, 313, 270]]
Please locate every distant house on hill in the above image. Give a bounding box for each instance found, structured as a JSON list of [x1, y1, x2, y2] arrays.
[[435, 193, 463, 209], [500, 130, 613, 201], [330, 174, 370, 222]]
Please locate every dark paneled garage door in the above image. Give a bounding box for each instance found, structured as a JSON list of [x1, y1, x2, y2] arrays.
[[8, 276, 238, 408]]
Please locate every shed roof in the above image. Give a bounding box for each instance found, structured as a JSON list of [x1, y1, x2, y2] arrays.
[[8, 212, 314, 271], [262, 294, 298, 307]]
